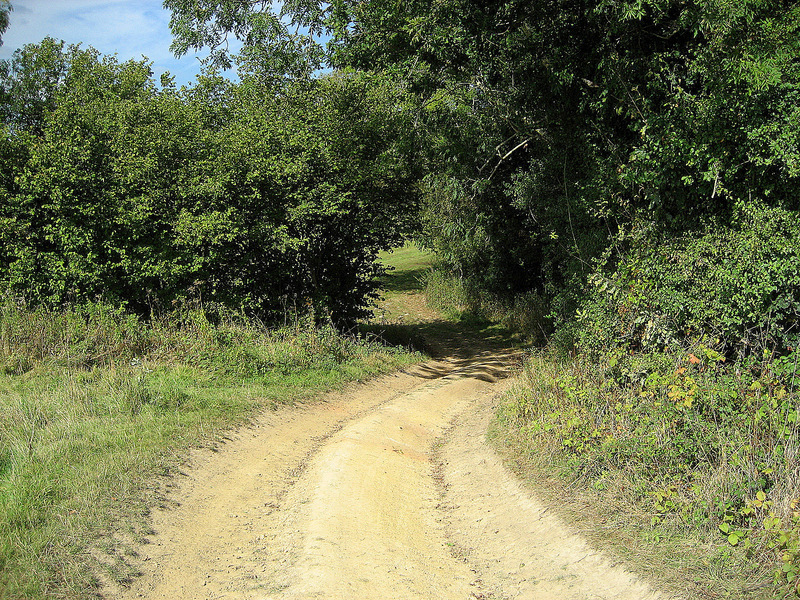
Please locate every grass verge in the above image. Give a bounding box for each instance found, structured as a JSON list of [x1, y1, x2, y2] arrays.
[[0, 300, 420, 599], [492, 348, 800, 599], [423, 267, 547, 345], [377, 243, 436, 296]]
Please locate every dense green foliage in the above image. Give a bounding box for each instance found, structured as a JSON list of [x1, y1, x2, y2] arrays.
[[0, 38, 418, 325], [166, 0, 800, 338], [498, 345, 800, 597], [575, 202, 800, 358], [5, 1, 795, 343], [1, 0, 799, 593], [0, 1, 8, 48], [343, 0, 800, 326]]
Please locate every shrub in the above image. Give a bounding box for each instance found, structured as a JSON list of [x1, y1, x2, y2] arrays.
[[500, 343, 800, 596], [0, 42, 419, 327], [572, 202, 800, 358]]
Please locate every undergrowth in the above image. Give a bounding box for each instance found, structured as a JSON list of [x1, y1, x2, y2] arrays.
[[0, 299, 419, 599], [424, 267, 548, 344], [497, 346, 800, 597]]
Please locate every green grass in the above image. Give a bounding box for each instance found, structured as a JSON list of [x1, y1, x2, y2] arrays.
[[362, 243, 438, 351], [423, 266, 548, 345], [377, 243, 435, 295], [0, 300, 420, 599], [367, 245, 525, 360]]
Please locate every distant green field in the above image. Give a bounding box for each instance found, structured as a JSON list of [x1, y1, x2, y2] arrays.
[[378, 243, 435, 294]]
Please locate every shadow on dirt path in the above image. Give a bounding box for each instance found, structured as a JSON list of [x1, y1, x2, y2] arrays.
[[114, 252, 676, 600]]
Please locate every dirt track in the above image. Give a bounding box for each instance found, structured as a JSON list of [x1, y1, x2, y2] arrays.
[[115, 295, 674, 599], [115, 355, 672, 598]]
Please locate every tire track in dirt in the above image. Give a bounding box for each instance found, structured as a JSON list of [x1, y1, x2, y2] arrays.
[[115, 362, 453, 599], [115, 341, 676, 599], [253, 361, 510, 600], [113, 275, 678, 600]]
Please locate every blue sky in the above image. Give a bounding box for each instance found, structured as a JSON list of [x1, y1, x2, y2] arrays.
[[0, 0, 235, 87]]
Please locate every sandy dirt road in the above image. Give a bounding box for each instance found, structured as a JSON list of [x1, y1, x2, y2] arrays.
[[114, 325, 674, 600]]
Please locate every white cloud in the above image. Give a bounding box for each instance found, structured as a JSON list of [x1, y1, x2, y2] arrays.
[[0, 0, 222, 86]]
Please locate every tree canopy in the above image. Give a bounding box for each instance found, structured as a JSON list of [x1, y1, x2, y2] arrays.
[[0, 38, 420, 325], [0, 1, 9, 48], [164, 0, 800, 278]]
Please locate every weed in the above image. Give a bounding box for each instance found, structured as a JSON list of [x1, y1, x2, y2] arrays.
[[496, 345, 800, 597]]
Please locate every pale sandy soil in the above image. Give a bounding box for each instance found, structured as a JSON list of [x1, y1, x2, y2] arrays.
[[113, 294, 678, 600]]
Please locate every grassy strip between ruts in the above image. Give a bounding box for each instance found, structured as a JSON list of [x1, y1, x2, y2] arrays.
[[0, 301, 421, 599]]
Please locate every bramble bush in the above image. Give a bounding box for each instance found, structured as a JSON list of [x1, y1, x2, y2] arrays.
[[569, 202, 800, 360], [501, 342, 800, 594]]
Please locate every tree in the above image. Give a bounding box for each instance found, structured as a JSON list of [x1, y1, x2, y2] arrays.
[[0, 37, 70, 135], [164, 0, 611, 296], [0, 40, 420, 325], [0, 1, 10, 48], [323, 0, 800, 304], [202, 68, 421, 324], [164, 0, 327, 74]]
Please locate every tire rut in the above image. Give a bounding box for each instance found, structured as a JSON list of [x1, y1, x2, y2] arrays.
[[116, 338, 674, 600]]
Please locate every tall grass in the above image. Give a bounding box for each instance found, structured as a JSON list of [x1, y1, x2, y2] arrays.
[[0, 299, 419, 599], [0, 300, 401, 377]]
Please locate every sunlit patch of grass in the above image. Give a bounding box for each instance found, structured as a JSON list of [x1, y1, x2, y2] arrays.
[[377, 242, 435, 295], [368, 242, 438, 333]]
